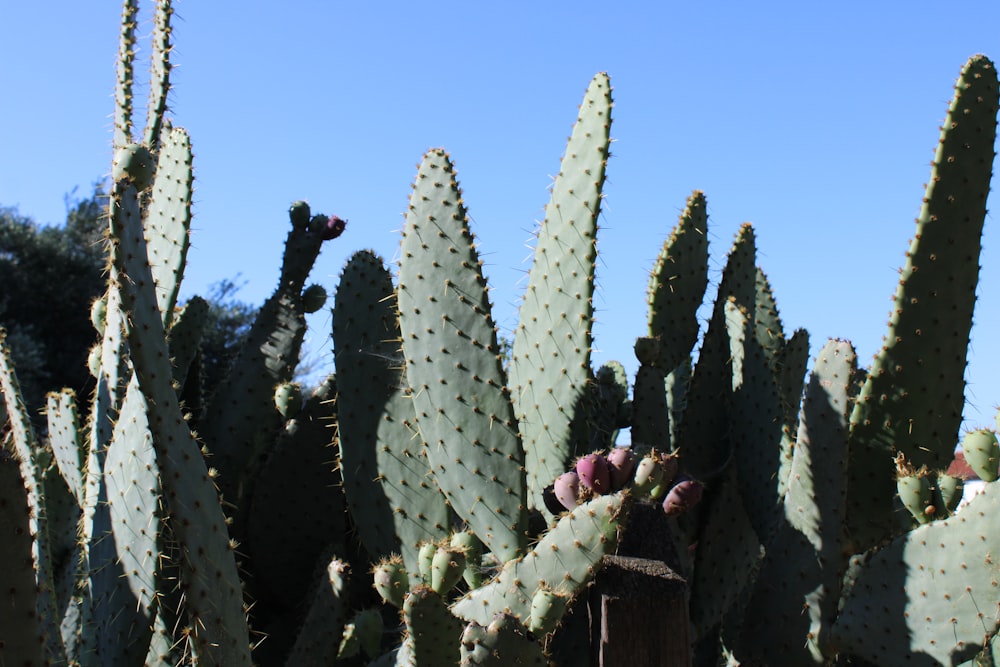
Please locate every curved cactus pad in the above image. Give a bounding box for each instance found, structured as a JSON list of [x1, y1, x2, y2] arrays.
[[451, 493, 625, 626]]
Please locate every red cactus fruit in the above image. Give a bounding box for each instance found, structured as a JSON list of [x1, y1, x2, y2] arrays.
[[663, 477, 703, 516], [576, 453, 611, 494], [606, 447, 636, 490], [553, 471, 581, 511], [322, 214, 347, 240]]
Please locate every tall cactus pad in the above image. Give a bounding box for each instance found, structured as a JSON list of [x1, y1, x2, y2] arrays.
[[0, 329, 61, 659], [145, 126, 193, 327], [451, 493, 625, 626], [143, 0, 173, 149], [0, 451, 46, 665], [846, 55, 999, 550], [646, 190, 710, 372], [114, 0, 138, 147], [398, 149, 527, 562], [678, 224, 757, 478], [736, 339, 856, 664], [46, 389, 85, 505], [96, 375, 163, 662], [510, 73, 612, 511], [832, 481, 1000, 666], [111, 183, 251, 666], [334, 250, 450, 568]]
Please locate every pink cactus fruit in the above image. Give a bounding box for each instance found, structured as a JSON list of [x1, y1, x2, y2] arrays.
[[553, 471, 581, 511], [606, 447, 636, 490], [576, 453, 611, 494], [663, 476, 704, 516], [322, 214, 347, 240]]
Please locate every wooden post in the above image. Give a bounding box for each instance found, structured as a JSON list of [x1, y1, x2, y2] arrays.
[[588, 555, 690, 667], [585, 500, 691, 666]]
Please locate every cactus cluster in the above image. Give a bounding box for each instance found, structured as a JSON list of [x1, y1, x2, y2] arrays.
[[2, 1, 999, 665]]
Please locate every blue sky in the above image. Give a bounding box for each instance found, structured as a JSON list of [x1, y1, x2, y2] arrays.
[[2, 2, 1000, 435]]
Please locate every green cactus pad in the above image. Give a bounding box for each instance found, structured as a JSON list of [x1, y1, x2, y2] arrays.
[[111, 182, 251, 665], [509, 72, 612, 513], [832, 481, 1000, 666], [334, 250, 451, 569], [460, 613, 550, 666], [201, 204, 324, 523], [285, 558, 350, 666], [246, 377, 346, 610], [398, 149, 527, 563], [145, 126, 193, 327], [775, 328, 810, 498], [143, 0, 173, 149], [112, 143, 154, 189], [95, 375, 162, 661], [0, 451, 47, 666], [725, 299, 785, 543], [677, 223, 757, 479], [688, 465, 760, 640], [451, 493, 625, 626], [735, 339, 857, 664], [0, 329, 61, 658], [646, 190, 710, 372], [846, 55, 999, 551], [45, 389, 85, 505], [113, 0, 138, 147], [630, 361, 670, 453], [165, 297, 208, 393], [400, 586, 464, 666]]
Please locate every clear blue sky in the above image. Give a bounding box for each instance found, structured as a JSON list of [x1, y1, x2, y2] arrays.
[[2, 2, 999, 435]]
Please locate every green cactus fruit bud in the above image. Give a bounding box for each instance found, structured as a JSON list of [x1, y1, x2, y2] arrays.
[[352, 609, 383, 659], [660, 450, 680, 484], [337, 623, 360, 659], [372, 556, 409, 608], [430, 546, 467, 595], [417, 541, 437, 585], [273, 382, 302, 419], [633, 454, 664, 496], [634, 337, 661, 366], [962, 429, 1000, 482], [450, 531, 484, 589], [87, 344, 102, 379], [112, 143, 154, 189], [91, 297, 108, 335], [934, 473, 965, 515], [896, 474, 934, 524], [289, 200, 311, 230], [301, 284, 327, 314], [528, 588, 568, 635]]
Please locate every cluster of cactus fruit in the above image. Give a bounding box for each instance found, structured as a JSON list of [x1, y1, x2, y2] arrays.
[[2, 1, 1000, 665], [546, 447, 703, 518]]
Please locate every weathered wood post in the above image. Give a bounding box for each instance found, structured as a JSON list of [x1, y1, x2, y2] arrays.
[[587, 500, 691, 666]]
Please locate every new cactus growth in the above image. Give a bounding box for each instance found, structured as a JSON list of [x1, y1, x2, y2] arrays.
[[961, 428, 999, 482], [111, 143, 154, 189]]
